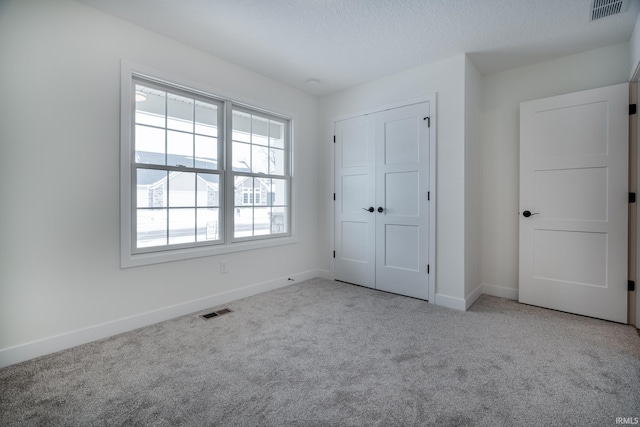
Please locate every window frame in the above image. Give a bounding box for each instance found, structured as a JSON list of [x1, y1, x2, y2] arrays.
[[132, 77, 225, 253], [229, 105, 291, 243], [120, 64, 295, 268]]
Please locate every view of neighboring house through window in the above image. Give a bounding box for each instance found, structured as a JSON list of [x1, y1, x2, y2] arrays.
[[130, 76, 291, 255]]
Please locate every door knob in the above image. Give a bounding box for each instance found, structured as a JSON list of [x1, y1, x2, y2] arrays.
[[522, 210, 539, 218], [362, 207, 374, 212], [377, 207, 385, 213]]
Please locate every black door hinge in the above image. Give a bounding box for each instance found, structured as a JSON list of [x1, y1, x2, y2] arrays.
[[427, 264, 430, 274], [630, 193, 636, 203], [631, 104, 637, 115], [333, 251, 336, 258], [333, 135, 336, 143], [423, 116, 430, 127], [629, 280, 635, 292], [333, 193, 336, 201], [428, 191, 430, 201]]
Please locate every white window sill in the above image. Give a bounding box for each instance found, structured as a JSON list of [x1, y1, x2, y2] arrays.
[[121, 236, 297, 268]]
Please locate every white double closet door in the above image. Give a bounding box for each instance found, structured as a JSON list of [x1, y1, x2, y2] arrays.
[[334, 102, 431, 300]]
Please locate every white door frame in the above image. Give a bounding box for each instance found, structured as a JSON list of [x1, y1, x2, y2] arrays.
[[330, 94, 437, 303], [628, 66, 639, 329], [628, 82, 640, 329]]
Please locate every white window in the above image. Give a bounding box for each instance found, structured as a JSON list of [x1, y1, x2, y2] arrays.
[[121, 71, 292, 267], [242, 187, 261, 205], [232, 108, 289, 239], [133, 79, 224, 250]]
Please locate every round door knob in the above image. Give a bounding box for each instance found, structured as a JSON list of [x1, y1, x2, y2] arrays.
[[362, 207, 374, 212], [522, 210, 539, 218], [377, 207, 384, 213]]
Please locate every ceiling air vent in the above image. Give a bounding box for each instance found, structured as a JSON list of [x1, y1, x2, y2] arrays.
[[590, 0, 629, 21]]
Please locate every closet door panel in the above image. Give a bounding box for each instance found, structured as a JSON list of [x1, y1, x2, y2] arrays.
[[334, 115, 375, 288], [375, 103, 430, 300]]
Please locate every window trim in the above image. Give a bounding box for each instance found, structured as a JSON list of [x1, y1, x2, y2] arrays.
[[120, 62, 296, 268]]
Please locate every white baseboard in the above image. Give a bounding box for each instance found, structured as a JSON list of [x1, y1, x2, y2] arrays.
[[434, 293, 466, 311], [436, 284, 483, 312], [465, 284, 483, 310], [482, 283, 519, 300], [0, 269, 324, 369]]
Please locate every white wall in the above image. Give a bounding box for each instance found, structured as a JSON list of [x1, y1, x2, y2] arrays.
[[318, 54, 468, 308], [0, 0, 320, 366], [480, 42, 631, 299], [464, 56, 483, 307], [630, 12, 640, 80]]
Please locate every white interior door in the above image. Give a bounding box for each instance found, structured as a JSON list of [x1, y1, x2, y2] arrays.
[[334, 102, 430, 300], [374, 104, 430, 299], [519, 83, 628, 323], [334, 115, 375, 288]]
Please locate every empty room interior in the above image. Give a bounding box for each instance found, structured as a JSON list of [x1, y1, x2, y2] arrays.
[[2, 0, 640, 425]]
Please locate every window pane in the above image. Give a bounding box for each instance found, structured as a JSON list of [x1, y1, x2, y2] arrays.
[[255, 178, 269, 206], [271, 207, 287, 234], [195, 101, 217, 137], [270, 179, 287, 206], [252, 116, 269, 146], [269, 148, 285, 175], [197, 173, 219, 207], [137, 169, 167, 208], [167, 130, 193, 167], [233, 142, 251, 172], [232, 110, 251, 143], [254, 207, 270, 236], [235, 176, 253, 206], [135, 125, 165, 164], [195, 135, 218, 169], [167, 94, 193, 132], [169, 172, 195, 207], [169, 208, 195, 245], [137, 209, 167, 248], [135, 85, 165, 128], [197, 208, 219, 241], [234, 207, 253, 238], [252, 145, 268, 174], [269, 121, 285, 148]]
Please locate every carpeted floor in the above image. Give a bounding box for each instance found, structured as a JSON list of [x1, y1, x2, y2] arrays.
[[1, 278, 639, 426]]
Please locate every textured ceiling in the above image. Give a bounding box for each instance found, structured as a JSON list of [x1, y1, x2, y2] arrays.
[[76, 0, 640, 96]]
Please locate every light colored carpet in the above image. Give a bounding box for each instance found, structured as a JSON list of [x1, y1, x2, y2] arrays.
[[1, 278, 639, 426]]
